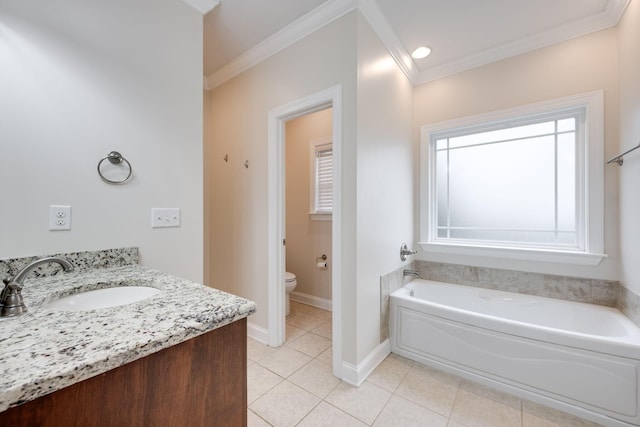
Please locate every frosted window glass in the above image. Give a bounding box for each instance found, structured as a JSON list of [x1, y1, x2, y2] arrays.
[[433, 114, 581, 248]]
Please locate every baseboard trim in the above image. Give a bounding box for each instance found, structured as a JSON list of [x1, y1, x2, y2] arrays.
[[341, 339, 390, 386], [290, 291, 332, 311], [247, 321, 269, 344]]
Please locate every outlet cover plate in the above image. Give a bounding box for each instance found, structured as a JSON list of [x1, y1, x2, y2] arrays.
[[49, 205, 71, 231], [152, 208, 180, 228]]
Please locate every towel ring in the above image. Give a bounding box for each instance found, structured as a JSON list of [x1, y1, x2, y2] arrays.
[[97, 151, 132, 184]]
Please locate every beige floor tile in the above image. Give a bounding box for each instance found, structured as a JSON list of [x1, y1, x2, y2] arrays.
[[316, 346, 333, 365], [248, 409, 272, 427], [286, 324, 306, 343], [287, 312, 327, 331], [325, 381, 392, 424], [460, 380, 521, 410], [257, 346, 312, 378], [248, 364, 284, 404], [411, 362, 463, 387], [367, 353, 413, 392], [304, 305, 332, 320], [450, 389, 522, 427], [250, 381, 321, 427], [288, 359, 341, 398], [311, 320, 332, 339], [395, 364, 460, 417], [290, 301, 312, 314], [446, 422, 468, 427], [298, 401, 368, 427], [373, 395, 448, 427], [247, 337, 278, 362], [522, 400, 602, 427], [287, 332, 332, 357]]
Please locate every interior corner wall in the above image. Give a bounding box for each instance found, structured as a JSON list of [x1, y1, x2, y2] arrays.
[[355, 13, 414, 362], [207, 12, 358, 362], [204, 89, 212, 286], [0, 0, 204, 282], [285, 109, 333, 301], [618, 1, 640, 295], [412, 27, 620, 281]]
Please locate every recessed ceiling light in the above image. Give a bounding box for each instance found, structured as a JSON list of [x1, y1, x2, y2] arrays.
[[411, 46, 431, 59]]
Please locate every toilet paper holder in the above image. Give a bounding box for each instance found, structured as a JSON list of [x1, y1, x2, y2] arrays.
[[316, 254, 327, 262]]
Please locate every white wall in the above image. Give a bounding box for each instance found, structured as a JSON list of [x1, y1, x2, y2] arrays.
[[413, 28, 620, 280], [355, 14, 414, 361], [207, 13, 358, 361], [618, 1, 640, 295], [285, 109, 333, 301], [0, 0, 204, 282]]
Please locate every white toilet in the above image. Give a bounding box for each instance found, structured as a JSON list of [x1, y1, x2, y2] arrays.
[[285, 272, 297, 316]]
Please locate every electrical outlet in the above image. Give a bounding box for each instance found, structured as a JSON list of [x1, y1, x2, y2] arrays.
[[151, 208, 180, 228], [49, 205, 71, 231]]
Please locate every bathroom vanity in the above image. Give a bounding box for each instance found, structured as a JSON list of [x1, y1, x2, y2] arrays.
[[0, 249, 256, 426]]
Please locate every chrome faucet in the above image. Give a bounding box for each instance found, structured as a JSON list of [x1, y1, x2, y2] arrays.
[[1, 257, 74, 317], [403, 269, 419, 278]]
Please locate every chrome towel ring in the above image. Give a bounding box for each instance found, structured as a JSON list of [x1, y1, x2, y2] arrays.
[[97, 151, 132, 184]]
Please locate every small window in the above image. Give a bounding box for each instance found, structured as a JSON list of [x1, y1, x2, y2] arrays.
[[309, 137, 332, 221], [420, 91, 605, 265]]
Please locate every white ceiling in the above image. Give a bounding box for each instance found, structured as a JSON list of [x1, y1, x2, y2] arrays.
[[202, 0, 628, 87]]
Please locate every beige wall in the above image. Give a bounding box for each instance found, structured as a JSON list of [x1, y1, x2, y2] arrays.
[[413, 28, 620, 280], [0, 0, 204, 282], [355, 14, 414, 361], [207, 12, 358, 362], [618, 1, 640, 295], [285, 108, 333, 302]]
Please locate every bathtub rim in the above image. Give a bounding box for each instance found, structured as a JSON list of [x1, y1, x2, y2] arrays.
[[391, 278, 640, 360]]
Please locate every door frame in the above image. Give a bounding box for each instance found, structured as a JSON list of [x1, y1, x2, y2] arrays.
[[267, 85, 343, 379]]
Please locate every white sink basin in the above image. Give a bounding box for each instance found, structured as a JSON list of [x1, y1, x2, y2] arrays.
[[42, 286, 161, 311]]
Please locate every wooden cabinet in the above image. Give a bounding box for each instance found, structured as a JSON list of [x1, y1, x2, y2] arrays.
[[2, 318, 247, 427]]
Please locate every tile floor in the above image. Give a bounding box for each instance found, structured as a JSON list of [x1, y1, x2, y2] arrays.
[[247, 301, 602, 427]]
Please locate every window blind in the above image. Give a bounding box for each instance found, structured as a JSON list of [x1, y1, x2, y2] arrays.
[[315, 146, 332, 212]]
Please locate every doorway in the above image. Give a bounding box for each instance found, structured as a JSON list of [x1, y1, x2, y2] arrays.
[[284, 108, 333, 314], [267, 85, 343, 379]]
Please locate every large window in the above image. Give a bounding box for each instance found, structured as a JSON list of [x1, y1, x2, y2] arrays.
[[420, 92, 605, 265], [309, 137, 332, 221]]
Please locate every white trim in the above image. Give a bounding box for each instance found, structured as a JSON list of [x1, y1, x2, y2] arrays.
[[341, 339, 390, 386], [203, 0, 629, 90], [247, 321, 269, 345], [181, 0, 219, 15], [357, 0, 418, 83], [418, 242, 606, 266], [419, 91, 605, 266], [206, 0, 357, 89], [413, 0, 630, 84], [290, 291, 332, 312], [267, 85, 343, 380], [309, 213, 332, 222]]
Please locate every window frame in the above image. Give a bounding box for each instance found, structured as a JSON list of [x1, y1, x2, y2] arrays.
[[308, 136, 333, 221], [419, 91, 606, 266]]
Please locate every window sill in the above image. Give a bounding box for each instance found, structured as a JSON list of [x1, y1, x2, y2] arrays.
[[418, 241, 606, 266], [308, 212, 332, 222]]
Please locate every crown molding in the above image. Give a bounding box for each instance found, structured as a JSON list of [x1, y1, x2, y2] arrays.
[[413, 0, 630, 85], [357, 0, 418, 83], [206, 0, 358, 90], [182, 0, 219, 14], [203, 0, 630, 90]]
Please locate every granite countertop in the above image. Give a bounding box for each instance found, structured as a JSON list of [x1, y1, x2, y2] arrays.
[[0, 263, 256, 412]]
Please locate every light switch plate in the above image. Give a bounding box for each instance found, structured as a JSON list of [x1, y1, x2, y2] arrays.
[[151, 208, 180, 228]]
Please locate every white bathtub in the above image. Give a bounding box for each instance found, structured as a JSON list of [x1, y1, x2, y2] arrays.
[[390, 279, 640, 427]]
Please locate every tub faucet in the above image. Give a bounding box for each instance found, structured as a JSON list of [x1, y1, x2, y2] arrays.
[[1, 256, 74, 317], [403, 269, 419, 278]]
